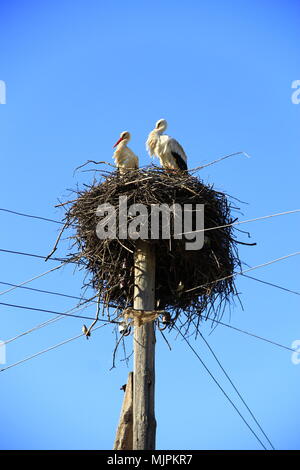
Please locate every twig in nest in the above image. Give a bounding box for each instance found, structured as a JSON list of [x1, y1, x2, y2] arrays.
[[73, 160, 116, 175], [84, 291, 101, 337], [123, 176, 153, 186], [234, 239, 257, 246], [110, 329, 130, 370], [120, 349, 134, 364], [55, 199, 78, 208], [45, 220, 70, 262], [189, 151, 251, 174], [158, 325, 172, 351], [117, 238, 134, 254]]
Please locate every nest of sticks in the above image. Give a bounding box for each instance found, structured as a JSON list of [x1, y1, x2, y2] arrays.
[[53, 166, 249, 330]]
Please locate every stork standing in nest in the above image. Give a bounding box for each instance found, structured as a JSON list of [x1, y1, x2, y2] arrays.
[[146, 119, 188, 171], [112, 131, 139, 173]]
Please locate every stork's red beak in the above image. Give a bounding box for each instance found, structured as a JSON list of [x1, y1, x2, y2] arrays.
[[113, 136, 124, 148]]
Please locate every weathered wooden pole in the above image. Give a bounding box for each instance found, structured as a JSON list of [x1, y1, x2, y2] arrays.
[[133, 240, 156, 450], [114, 372, 133, 450]]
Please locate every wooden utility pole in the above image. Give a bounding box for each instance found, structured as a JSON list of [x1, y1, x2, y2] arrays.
[[114, 372, 133, 450], [133, 240, 156, 450]]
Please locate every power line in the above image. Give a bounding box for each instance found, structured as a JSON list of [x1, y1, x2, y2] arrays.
[[0, 262, 67, 296], [4, 315, 64, 345], [185, 251, 300, 293], [0, 248, 77, 264], [174, 325, 268, 450], [1, 296, 295, 352], [181, 209, 300, 236], [241, 274, 300, 297], [2, 205, 299, 239], [8, 246, 295, 290], [0, 248, 298, 304], [198, 330, 275, 449], [204, 317, 295, 353], [0, 281, 88, 301], [0, 249, 297, 358], [0, 300, 115, 323], [3, 299, 98, 345], [0, 207, 63, 224], [0, 202, 291, 445], [0, 322, 109, 373], [1, 264, 299, 305]]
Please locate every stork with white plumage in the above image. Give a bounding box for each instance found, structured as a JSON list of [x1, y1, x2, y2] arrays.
[[146, 119, 188, 171], [112, 131, 139, 173]]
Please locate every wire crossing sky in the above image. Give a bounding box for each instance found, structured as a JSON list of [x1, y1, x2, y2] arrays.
[[0, 0, 299, 451]]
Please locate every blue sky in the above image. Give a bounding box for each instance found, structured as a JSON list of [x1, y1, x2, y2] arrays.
[[0, 0, 299, 450]]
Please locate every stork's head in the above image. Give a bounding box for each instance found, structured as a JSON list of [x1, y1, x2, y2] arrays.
[[155, 119, 167, 133], [113, 131, 131, 148]]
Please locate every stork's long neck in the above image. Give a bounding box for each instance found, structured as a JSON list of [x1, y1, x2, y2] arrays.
[[147, 129, 162, 155], [117, 139, 128, 150]]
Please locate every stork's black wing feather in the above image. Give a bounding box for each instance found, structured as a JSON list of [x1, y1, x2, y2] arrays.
[[171, 151, 188, 171]]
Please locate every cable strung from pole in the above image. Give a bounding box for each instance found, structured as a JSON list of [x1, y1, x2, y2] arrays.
[[241, 274, 300, 297], [204, 317, 295, 353], [4, 315, 65, 345], [185, 251, 300, 293], [1, 297, 295, 352], [3, 298, 98, 345], [0, 300, 116, 323], [181, 209, 300, 236], [174, 325, 268, 450], [198, 329, 275, 449], [0, 281, 88, 301], [0, 248, 78, 264], [0, 248, 63, 262], [0, 262, 67, 296], [1, 266, 299, 303], [0, 322, 109, 373], [1, 249, 299, 299], [2, 205, 299, 237], [0, 207, 63, 224]]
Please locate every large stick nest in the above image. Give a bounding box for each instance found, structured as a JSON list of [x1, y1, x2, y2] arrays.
[[59, 167, 244, 325]]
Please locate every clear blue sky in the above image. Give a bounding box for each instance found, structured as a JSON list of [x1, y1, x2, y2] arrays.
[[0, 0, 299, 450]]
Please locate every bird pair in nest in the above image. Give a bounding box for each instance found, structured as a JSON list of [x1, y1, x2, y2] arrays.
[[112, 119, 188, 173]]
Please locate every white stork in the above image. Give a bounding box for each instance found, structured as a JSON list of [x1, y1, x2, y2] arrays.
[[146, 119, 188, 171], [112, 131, 139, 173]]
